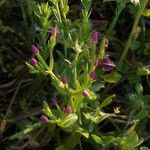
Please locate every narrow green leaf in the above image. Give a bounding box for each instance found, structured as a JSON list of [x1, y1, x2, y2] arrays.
[[137, 68, 150, 76], [42, 101, 54, 118], [97, 37, 105, 60], [134, 109, 148, 120], [140, 147, 150, 150], [76, 127, 89, 138], [9, 123, 41, 140], [102, 136, 115, 145], [142, 9, 150, 17], [135, 83, 143, 96], [100, 95, 115, 109], [58, 114, 78, 128]]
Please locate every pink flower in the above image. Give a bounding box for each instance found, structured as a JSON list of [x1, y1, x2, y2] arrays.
[[60, 75, 68, 84], [30, 58, 37, 66], [92, 31, 98, 44], [82, 90, 90, 97], [64, 105, 72, 113], [89, 71, 96, 79], [51, 27, 57, 37], [99, 58, 116, 72], [40, 115, 48, 122], [32, 45, 39, 54]]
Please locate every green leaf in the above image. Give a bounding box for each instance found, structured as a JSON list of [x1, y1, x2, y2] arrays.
[[83, 111, 111, 124], [58, 114, 78, 128], [142, 9, 150, 17], [55, 145, 67, 150], [91, 134, 102, 144], [137, 68, 150, 76], [42, 101, 56, 120], [127, 131, 143, 149], [140, 147, 150, 150], [71, 95, 83, 113], [97, 37, 105, 60], [0, 0, 5, 6], [76, 127, 89, 138], [100, 95, 115, 109], [143, 95, 150, 103], [9, 123, 41, 140], [102, 136, 115, 145], [25, 62, 38, 73], [135, 83, 143, 96], [64, 132, 81, 149], [88, 90, 97, 101], [103, 71, 121, 83], [91, 83, 105, 92], [133, 108, 148, 120], [121, 131, 143, 149]]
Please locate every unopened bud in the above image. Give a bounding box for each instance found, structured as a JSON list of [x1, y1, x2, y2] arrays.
[[51, 27, 57, 37], [89, 71, 96, 79], [31, 58, 37, 66], [40, 115, 48, 122], [60, 75, 68, 84], [32, 45, 39, 54], [82, 90, 90, 97], [92, 31, 98, 44], [64, 105, 72, 113]]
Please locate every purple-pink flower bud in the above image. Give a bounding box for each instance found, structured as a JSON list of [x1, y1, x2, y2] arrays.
[[60, 75, 68, 84], [40, 115, 48, 122], [92, 31, 98, 44], [31, 58, 37, 66], [94, 60, 99, 68], [51, 98, 58, 107], [64, 105, 72, 114], [51, 27, 57, 37], [32, 45, 39, 54], [99, 58, 116, 72], [89, 71, 96, 79], [82, 90, 90, 97]]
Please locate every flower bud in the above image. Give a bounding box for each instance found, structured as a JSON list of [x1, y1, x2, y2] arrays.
[[40, 115, 48, 122], [51, 98, 58, 107], [60, 75, 68, 84], [92, 31, 98, 44], [82, 90, 90, 97], [31, 58, 37, 66], [99, 58, 116, 72], [51, 27, 57, 37], [64, 105, 72, 113], [94, 60, 99, 68], [32, 45, 39, 54], [89, 71, 96, 79]]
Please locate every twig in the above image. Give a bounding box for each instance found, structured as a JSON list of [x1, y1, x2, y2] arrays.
[[19, 126, 46, 150], [5, 79, 32, 118], [119, 0, 149, 63], [0, 79, 17, 89], [5, 83, 21, 118]]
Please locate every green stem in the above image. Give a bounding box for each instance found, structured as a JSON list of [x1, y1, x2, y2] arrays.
[[74, 53, 79, 88], [60, 0, 67, 21], [37, 54, 49, 70], [47, 71, 67, 94], [56, 3, 62, 22], [107, 5, 124, 36], [49, 48, 54, 70], [119, 0, 149, 63]]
